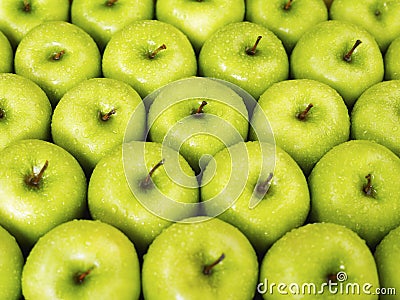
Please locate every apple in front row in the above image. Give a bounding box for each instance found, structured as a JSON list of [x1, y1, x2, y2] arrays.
[[22, 219, 141, 300]]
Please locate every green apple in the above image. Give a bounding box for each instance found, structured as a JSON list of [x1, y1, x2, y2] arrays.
[[0, 73, 52, 151], [374, 225, 400, 299], [329, 0, 400, 53], [259, 222, 379, 299], [384, 36, 400, 80], [156, 0, 245, 53], [102, 20, 197, 99], [71, 0, 154, 51], [290, 20, 384, 108], [250, 79, 350, 175], [0, 0, 70, 49], [0, 139, 87, 250], [0, 225, 24, 300], [51, 78, 146, 173], [88, 141, 199, 254], [14, 20, 101, 107], [309, 140, 400, 248], [351, 80, 400, 158], [0, 30, 13, 72], [147, 77, 249, 173], [142, 216, 258, 300], [201, 141, 310, 255], [22, 219, 141, 300], [199, 21, 289, 100], [245, 0, 328, 53]]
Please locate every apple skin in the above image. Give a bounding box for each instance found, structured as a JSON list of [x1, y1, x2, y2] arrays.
[[249, 79, 350, 175], [156, 0, 245, 53], [102, 20, 197, 99], [51, 78, 146, 173], [245, 0, 328, 53], [14, 20, 102, 107], [0, 0, 70, 49], [374, 225, 400, 299], [21, 219, 141, 300], [88, 141, 199, 255], [199, 21, 289, 100], [71, 0, 154, 51], [0, 139, 87, 250], [0, 30, 13, 72], [329, 0, 400, 53], [351, 80, 400, 158], [0, 225, 24, 300], [290, 20, 384, 108], [201, 141, 310, 255], [0, 73, 52, 151], [384, 36, 400, 80], [259, 223, 379, 300], [309, 140, 400, 248], [142, 216, 259, 300]]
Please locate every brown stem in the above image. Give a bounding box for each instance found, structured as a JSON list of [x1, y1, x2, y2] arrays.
[[256, 173, 273, 195], [52, 50, 66, 61], [148, 44, 166, 59], [284, 0, 293, 10], [344, 40, 362, 62], [26, 160, 49, 187], [75, 268, 93, 284], [327, 273, 338, 283], [195, 101, 207, 114], [363, 174, 375, 197], [246, 36, 262, 56], [23, 0, 31, 12], [297, 103, 313, 120], [100, 108, 116, 121], [203, 253, 225, 275], [141, 159, 165, 189], [105, 0, 118, 6]]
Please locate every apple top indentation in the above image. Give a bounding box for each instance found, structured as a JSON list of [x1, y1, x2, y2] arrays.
[[105, 0, 118, 7], [297, 103, 314, 121], [140, 159, 165, 190], [22, 0, 31, 12], [0, 108, 4, 119], [343, 40, 362, 63], [25, 160, 49, 188], [202, 253, 225, 275], [245, 36, 262, 56]]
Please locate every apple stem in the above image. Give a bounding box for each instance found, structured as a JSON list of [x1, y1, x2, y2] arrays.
[[141, 159, 165, 189], [0, 108, 4, 119], [284, 0, 293, 10], [195, 100, 208, 114], [297, 103, 313, 121], [256, 173, 273, 195], [148, 44, 167, 59], [23, 0, 31, 12], [100, 108, 116, 121], [344, 40, 362, 62], [52, 50, 66, 61], [75, 268, 93, 284], [363, 174, 375, 197], [105, 0, 118, 6], [26, 160, 49, 187], [327, 273, 338, 283], [246, 36, 262, 56], [203, 253, 225, 275]]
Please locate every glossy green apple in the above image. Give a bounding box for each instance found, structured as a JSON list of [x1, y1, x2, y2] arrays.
[[0, 139, 87, 250], [71, 0, 154, 51], [290, 20, 384, 108], [22, 219, 141, 300], [142, 216, 258, 300], [156, 0, 245, 52], [51, 78, 146, 173], [0, 225, 24, 300], [0, 30, 13, 72], [102, 20, 197, 99], [259, 223, 379, 299], [199, 21, 289, 100], [246, 0, 328, 53], [329, 0, 400, 53], [14, 21, 101, 107], [309, 140, 400, 248], [250, 79, 350, 174], [88, 141, 199, 254], [201, 141, 310, 255], [374, 225, 400, 299], [351, 80, 400, 158], [0, 73, 52, 151], [147, 77, 249, 173], [384, 36, 400, 80], [0, 0, 69, 49]]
